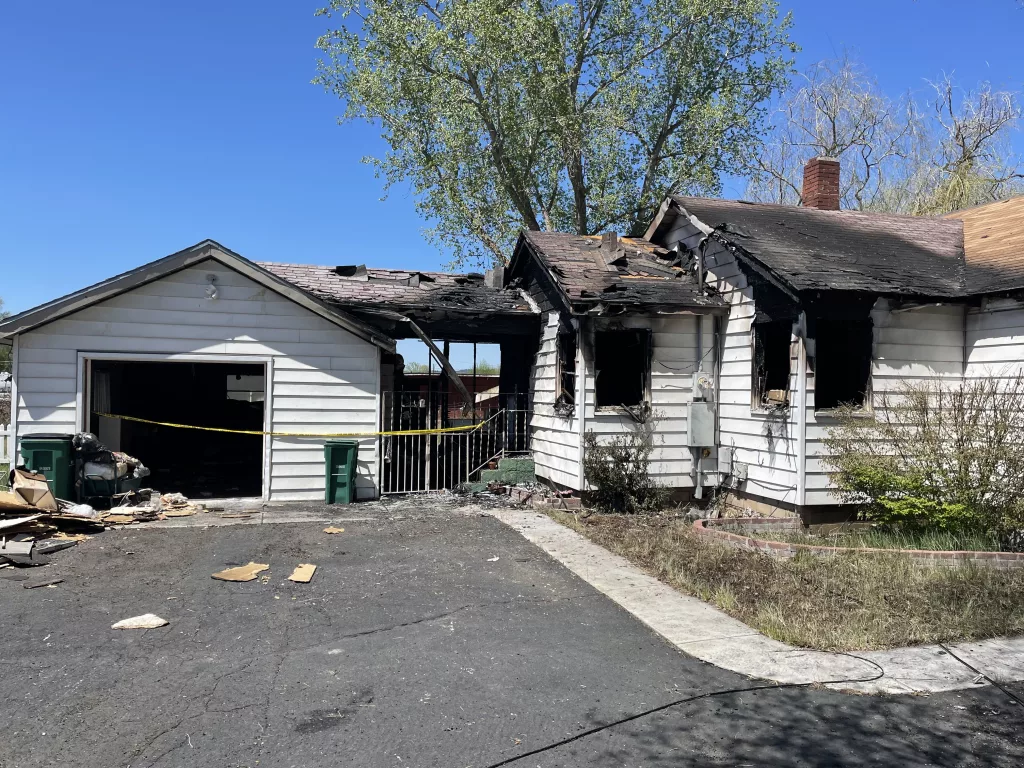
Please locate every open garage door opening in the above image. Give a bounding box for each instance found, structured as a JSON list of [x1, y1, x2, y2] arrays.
[[88, 360, 266, 499]]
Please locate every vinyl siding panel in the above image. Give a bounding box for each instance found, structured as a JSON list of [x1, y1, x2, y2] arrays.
[[14, 259, 380, 501], [581, 314, 718, 488], [529, 313, 581, 489]]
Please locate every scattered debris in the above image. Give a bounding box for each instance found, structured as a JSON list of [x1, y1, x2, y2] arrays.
[[111, 613, 169, 630], [288, 564, 317, 583], [323, 526, 345, 534], [33, 539, 78, 556], [24, 578, 63, 590], [100, 513, 137, 525], [486, 556, 499, 562], [163, 507, 197, 518], [0, 514, 43, 530], [212, 562, 270, 582]]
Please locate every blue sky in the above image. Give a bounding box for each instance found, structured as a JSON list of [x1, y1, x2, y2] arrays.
[[2, 0, 1022, 359]]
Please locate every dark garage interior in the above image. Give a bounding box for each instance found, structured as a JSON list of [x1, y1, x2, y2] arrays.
[[88, 360, 265, 499]]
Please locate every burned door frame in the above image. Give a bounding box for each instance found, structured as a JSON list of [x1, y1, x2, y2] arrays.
[[75, 352, 275, 501]]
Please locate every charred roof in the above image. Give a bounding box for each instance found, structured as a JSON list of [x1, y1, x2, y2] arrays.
[[258, 262, 533, 315], [510, 230, 726, 315], [656, 196, 968, 299]]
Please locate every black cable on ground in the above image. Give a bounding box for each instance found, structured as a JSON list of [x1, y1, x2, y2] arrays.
[[481, 652, 887, 768], [939, 643, 1024, 709]]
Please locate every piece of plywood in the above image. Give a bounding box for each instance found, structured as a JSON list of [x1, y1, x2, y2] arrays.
[[163, 508, 197, 518], [288, 564, 316, 583], [212, 562, 270, 582], [323, 526, 345, 534], [0, 513, 43, 529]]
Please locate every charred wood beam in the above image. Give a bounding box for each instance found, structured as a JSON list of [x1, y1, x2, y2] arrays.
[[363, 309, 474, 407]]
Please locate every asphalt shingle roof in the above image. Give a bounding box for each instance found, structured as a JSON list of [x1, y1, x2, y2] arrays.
[[673, 196, 968, 297], [258, 262, 533, 314], [520, 231, 726, 310]]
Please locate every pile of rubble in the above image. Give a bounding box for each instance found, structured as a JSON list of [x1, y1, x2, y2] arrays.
[[1, 465, 206, 568]]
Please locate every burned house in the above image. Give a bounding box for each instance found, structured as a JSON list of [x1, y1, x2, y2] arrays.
[[644, 158, 1024, 515], [506, 230, 727, 493], [4, 157, 1024, 512]]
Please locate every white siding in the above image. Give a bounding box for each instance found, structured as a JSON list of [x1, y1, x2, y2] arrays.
[[14, 259, 380, 501], [702, 238, 801, 504], [966, 298, 1024, 379], [530, 313, 581, 489], [582, 315, 717, 488], [803, 301, 965, 505]]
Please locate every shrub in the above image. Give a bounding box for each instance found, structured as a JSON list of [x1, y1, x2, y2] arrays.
[[582, 415, 668, 514], [824, 374, 1024, 541]]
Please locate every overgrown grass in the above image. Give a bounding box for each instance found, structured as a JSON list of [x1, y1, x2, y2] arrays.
[[549, 512, 1024, 651], [761, 526, 1002, 552]]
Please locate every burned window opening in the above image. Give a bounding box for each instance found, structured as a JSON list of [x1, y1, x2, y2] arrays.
[[594, 329, 650, 408], [813, 316, 873, 411], [556, 329, 577, 408], [752, 320, 792, 409]]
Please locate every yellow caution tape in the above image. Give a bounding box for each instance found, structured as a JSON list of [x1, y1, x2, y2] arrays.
[[94, 412, 487, 439]]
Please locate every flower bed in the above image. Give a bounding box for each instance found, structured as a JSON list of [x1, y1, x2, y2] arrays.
[[693, 517, 1024, 570]]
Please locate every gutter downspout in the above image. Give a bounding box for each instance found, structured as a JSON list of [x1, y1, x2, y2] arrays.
[[10, 335, 19, 466], [795, 315, 808, 508]]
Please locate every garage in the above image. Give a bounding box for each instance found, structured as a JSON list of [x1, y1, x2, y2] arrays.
[[1, 242, 394, 503], [87, 358, 267, 499]]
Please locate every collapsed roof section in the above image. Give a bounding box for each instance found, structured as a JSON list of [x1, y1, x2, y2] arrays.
[[648, 196, 968, 299], [647, 193, 1024, 300], [258, 261, 538, 341], [507, 230, 727, 316]]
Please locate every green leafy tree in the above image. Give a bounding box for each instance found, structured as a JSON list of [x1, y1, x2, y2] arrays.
[[316, 0, 795, 265]]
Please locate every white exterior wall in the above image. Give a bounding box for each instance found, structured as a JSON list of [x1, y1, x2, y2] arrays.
[[700, 237, 801, 504], [13, 260, 381, 501], [803, 301, 965, 505], [966, 298, 1024, 379], [530, 313, 581, 489], [582, 314, 717, 488]]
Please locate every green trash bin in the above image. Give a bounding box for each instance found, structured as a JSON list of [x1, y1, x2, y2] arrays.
[[19, 433, 76, 502], [324, 439, 359, 504]]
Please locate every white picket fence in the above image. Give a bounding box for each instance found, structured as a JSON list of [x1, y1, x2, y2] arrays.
[[0, 423, 11, 465]]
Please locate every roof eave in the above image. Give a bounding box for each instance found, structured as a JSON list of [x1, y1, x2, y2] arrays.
[[0, 240, 396, 352]]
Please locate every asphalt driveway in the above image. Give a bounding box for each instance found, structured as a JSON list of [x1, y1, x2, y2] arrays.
[[1, 498, 1022, 767]]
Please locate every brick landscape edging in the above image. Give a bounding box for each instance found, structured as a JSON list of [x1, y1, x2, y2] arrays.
[[693, 518, 1024, 570]]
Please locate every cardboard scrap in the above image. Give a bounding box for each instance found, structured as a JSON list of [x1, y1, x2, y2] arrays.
[[323, 527, 345, 534], [11, 470, 58, 512], [162, 508, 197, 518], [53, 532, 90, 542], [0, 492, 37, 513], [101, 514, 137, 524], [288, 564, 316, 583], [111, 613, 169, 630], [212, 562, 270, 582]]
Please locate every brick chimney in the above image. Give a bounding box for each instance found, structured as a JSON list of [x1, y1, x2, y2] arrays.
[[802, 157, 841, 210]]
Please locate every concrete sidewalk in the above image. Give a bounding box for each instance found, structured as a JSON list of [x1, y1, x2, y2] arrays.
[[490, 508, 1024, 695]]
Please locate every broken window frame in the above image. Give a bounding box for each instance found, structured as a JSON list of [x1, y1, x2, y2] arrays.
[[750, 319, 793, 411], [555, 328, 578, 411], [812, 316, 874, 413], [593, 328, 652, 410]]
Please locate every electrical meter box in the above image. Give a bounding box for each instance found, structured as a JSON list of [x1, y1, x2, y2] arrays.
[[687, 401, 716, 447], [691, 372, 713, 401]]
